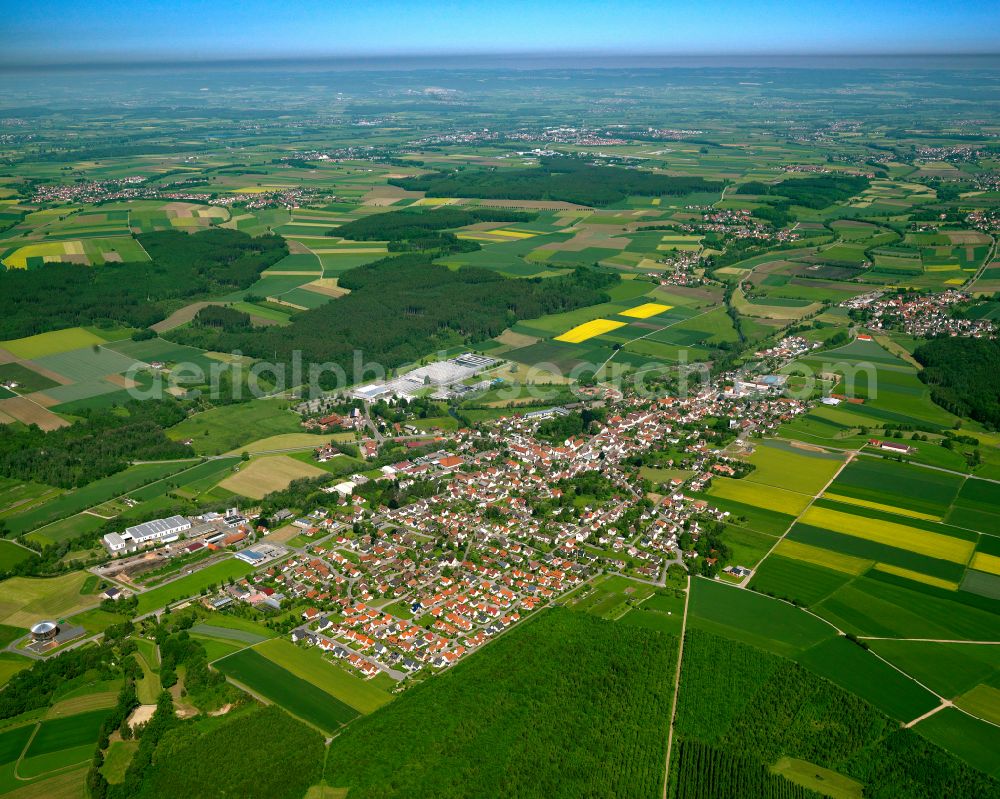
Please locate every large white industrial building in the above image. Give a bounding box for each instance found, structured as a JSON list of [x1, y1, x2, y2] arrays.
[[102, 515, 191, 555]]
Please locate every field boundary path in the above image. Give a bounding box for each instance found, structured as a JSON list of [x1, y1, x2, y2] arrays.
[[967, 233, 997, 291], [740, 449, 856, 586], [904, 701, 951, 728], [661, 573, 691, 799]]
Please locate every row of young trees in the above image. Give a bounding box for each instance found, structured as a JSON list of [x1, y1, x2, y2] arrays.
[[670, 740, 822, 799]]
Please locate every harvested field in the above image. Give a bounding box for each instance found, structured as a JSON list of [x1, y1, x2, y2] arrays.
[[218, 455, 327, 499], [0, 397, 68, 430], [150, 302, 215, 333]]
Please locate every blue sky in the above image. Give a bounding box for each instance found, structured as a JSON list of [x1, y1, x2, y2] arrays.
[[6, 0, 999, 64]]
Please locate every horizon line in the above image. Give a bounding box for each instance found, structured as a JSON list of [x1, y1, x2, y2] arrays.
[[3, 50, 1000, 73]]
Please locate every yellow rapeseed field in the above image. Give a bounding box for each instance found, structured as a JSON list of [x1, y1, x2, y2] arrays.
[[822, 492, 941, 522], [873, 563, 958, 591], [555, 318, 626, 343], [619, 303, 673, 319], [799, 506, 974, 564], [971, 552, 1000, 576], [775, 539, 873, 576]]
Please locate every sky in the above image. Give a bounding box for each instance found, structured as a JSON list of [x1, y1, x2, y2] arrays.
[[4, 0, 1000, 66]]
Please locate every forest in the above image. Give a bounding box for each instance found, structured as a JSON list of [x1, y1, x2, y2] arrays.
[[391, 157, 724, 207], [323, 608, 677, 798], [330, 206, 536, 252], [737, 174, 870, 209], [0, 229, 287, 338], [914, 337, 1000, 429], [673, 629, 1000, 799], [670, 740, 822, 799], [169, 256, 619, 390], [0, 398, 191, 488]]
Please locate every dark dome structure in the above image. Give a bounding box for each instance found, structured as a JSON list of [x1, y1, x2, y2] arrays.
[[30, 621, 58, 641]]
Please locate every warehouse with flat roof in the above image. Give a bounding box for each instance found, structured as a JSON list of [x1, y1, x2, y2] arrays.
[[102, 515, 191, 555]]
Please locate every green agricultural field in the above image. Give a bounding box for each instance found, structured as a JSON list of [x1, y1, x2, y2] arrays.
[[955, 683, 1000, 726], [190, 622, 270, 645], [189, 633, 244, 663], [22, 707, 111, 768], [707, 478, 812, 516], [253, 638, 394, 714], [101, 739, 138, 784], [688, 577, 836, 656], [134, 559, 254, 614], [0, 363, 60, 395], [0, 724, 34, 767], [948, 478, 1000, 534], [0, 571, 98, 628], [868, 640, 1000, 699], [827, 458, 964, 518], [720, 525, 778, 568], [0, 541, 34, 571], [740, 441, 846, 495], [0, 327, 106, 359], [0, 653, 31, 689], [915, 708, 1000, 778], [689, 493, 795, 537], [214, 648, 359, 732], [815, 575, 1000, 641], [795, 637, 939, 722], [190, 612, 277, 640]]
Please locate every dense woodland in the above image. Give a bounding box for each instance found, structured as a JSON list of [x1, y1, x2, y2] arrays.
[[737, 174, 871, 209], [131, 704, 324, 799], [392, 157, 724, 207], [323, 608, 677, 798], [0, 229, 286, 338], [170, 256, 619, 390], [914, 337, 1000, 429], [0, 398, 190, 488], [674, 629, 1000, 799], [331, 206, 536, 252]]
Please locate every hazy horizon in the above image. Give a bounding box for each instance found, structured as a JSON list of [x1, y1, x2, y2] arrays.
[[6, 0, 999, 68], [5, 52, 1000, 74]]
